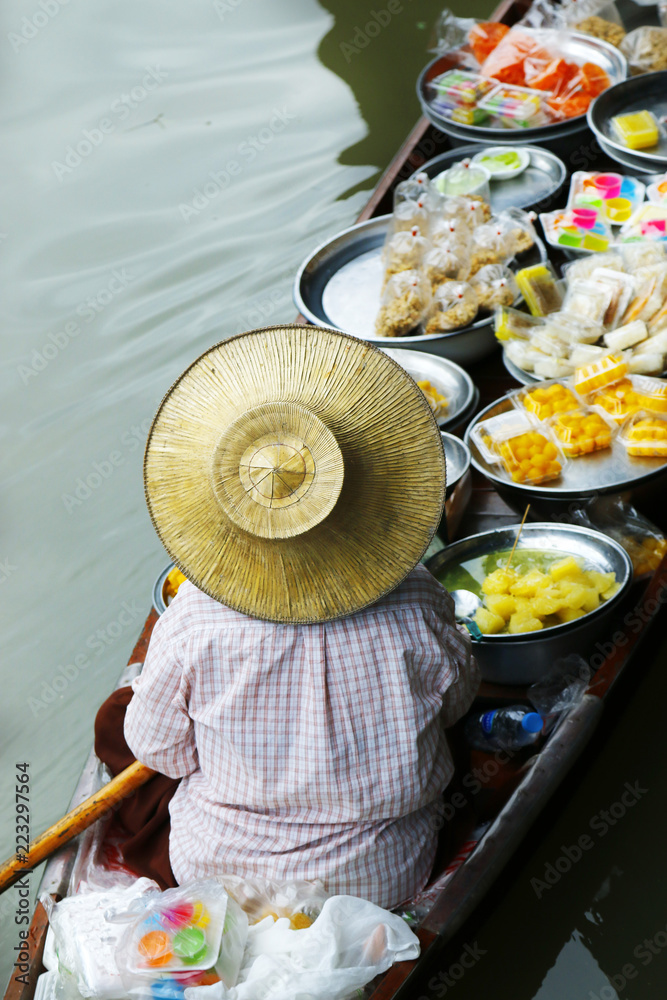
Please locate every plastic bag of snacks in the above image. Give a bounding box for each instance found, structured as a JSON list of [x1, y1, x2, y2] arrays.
[[435, 159, 491, 199], [375, 270, 431, 338], [497, 207, 537, 255], [470, 264, 518, 310], [381, 226, 431, 284], [571, 497, 667, 578], [620, 26, 667, 74], [117, 879, 248, 990], [424, 280, 478, 334], [423, 244, 470, 289], [431, 214, 473, 252], [391, 195, 432, 236], [217, 875, 330, 928]]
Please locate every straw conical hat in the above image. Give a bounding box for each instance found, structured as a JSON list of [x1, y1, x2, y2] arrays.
[[144, 325, 446, 623]]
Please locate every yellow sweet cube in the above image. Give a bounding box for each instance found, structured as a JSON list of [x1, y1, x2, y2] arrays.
[[509, 569, 550, 598], [602, 582, 620, 600], [482, 569, 518, 595], [508, 613, 544, 634], [532, 593, 564, 617], [483, 593, 517, 619], [474, 607, 506, 634], [579, 587, 601, 613], [561, 582, 588, 610], [587, 570, 616, 594], [557, 607, 586, 623], [549, 556, 583, 582]]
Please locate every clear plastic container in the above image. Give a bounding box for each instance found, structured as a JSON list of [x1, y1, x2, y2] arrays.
[[494, 304, 544, 341], [562, 278, 614, 327], [592, 268, 636, 328], [505, 338, 553, 372], [478, 82, 551, 128], [533, 357, 576, 378], [602, 319, 648, 353], [572, 353, 628, 395], [436, 160, 491, 199], [619, 412, 667, 457], [568, 171, 645, 223], [590, 378, 642, 422], [517, 381, 581, 420], [515, 262, 564, 316], [548, 406, 614, 456], [569, 343, 607, 368], [469, 409, 536, 465], [611, 110, 660, 150], [540, 209, 613, 252], [427, 69, 495, 108], [632, 374, 667, 412], [497, 427, 565, 485], [564, 251, 624, 283], [542, 313, 602, 345]]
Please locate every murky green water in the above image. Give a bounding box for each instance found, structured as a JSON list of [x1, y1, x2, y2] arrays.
[[2, 0, 666, 994]]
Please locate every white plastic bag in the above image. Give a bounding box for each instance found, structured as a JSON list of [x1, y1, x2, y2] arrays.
[[185, 895, 420, 1000]]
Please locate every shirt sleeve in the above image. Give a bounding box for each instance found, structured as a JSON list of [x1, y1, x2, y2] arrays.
[[124, 615, 199, 779], [438, 623, 480, 728]]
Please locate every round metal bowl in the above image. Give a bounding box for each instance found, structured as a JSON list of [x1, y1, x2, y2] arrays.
[[426, 522, 633, 684], [293, 214, 547, 365], [380, 348, 475, 431], [588, 70, 667, 172], [441, 431, 472, 498], [153, 563, 175, 615], [465, 393, 667, 516], [412, 144, 567, 215], [417, 30, 627, 149]]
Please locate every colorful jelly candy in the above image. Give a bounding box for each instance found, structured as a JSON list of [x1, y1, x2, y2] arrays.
[[173, 927, 208, 965], [139, 930, 173, 968]]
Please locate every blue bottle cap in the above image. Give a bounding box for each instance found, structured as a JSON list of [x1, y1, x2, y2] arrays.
[[521, 712, 543, 734]]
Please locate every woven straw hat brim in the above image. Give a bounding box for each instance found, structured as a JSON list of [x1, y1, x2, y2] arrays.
[[144, 325, 446, 623]]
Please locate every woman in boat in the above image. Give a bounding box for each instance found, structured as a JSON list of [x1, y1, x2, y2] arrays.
[[96, 325, 479, 910]]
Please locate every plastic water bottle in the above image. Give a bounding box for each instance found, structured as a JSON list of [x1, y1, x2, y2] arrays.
[[465, 706, 543, 752]]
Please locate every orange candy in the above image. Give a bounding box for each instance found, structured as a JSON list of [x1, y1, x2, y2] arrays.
[[138, 930, 173, 968], [468, 22, 510, 64]]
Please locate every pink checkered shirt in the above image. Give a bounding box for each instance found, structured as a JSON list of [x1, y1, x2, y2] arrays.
[[125, 564, 479, 908]]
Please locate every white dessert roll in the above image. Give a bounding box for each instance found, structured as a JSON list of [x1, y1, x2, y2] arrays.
[[603, 320, 648, 352]]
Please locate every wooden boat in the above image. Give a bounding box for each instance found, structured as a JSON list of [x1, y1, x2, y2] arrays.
[[7, 2, 667, 997]]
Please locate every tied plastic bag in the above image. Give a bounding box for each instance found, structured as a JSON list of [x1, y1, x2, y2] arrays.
[[497, 207, 537, 255], [44, 878, 161, 1000], [374, 270, 431, 338], [424, 281, 478, 334], [470, 264, 518, 310], [381, 226, 431, 284], [423, 244, 470, 289], [394, 174, 440, 215], [431, 214, 474, 252], [183, 896, 420, 1000], [471, 218, 517, 265], [217, 875, 329, 929], [430, 8, 478, 55], [621, 27, 667, 73], [570, 497, 667, 578], [529, 655, 591, 723], [117, 880, 248, 992]]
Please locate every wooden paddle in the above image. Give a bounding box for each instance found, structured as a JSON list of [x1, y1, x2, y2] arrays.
[[0, 760, 155, 894]]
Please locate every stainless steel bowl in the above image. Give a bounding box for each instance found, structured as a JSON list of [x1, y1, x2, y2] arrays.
[[427, 522, 633, 684], [380, 348, 475, 431], [418, 30, 627, 147], [441, 432, 472, 497], [465, 394, 667, 517], [293, 214, 547, 365], [153, 563, 175, 615]]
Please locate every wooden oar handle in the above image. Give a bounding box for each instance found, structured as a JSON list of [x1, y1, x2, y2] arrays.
[[0, 760, 155, 894]]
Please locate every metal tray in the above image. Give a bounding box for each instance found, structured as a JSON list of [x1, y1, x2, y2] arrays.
[[153, 563, 175, 615], [412, 144, 566, 214], [597, 133, 667, 175], [293, 214, 547, 364], [502, 350, 536, 385], [380, 347, 475, 429], [418, 30, 627, 144], [588, 71, 667, 170], [465, 393, 667, 500], [441, 431, 472, 497]]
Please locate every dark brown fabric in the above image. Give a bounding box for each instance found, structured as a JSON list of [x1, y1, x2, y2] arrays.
[[94, 687, 179, 890]]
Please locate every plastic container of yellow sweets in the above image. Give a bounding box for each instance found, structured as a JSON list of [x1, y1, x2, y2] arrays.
[[515, 381, 581, 421], [633, 375, 667, 413], [497, 428, 564, 485], [619, 412, 667, 457], [469, 409, 535, 465], [493, 304, 544, 342], [515, 262, 563, 317], [590, 378, 641, 422], [547, 407, 614, 457], [572, 354, 628, 396], [611, 110, 660, 151]]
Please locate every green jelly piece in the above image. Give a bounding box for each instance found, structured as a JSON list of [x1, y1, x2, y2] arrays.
[[172, 926, 207, 965], [558, 231, 583, 247], [583, 232, 609, 251]]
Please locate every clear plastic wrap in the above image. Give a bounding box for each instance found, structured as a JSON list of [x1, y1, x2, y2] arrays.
[[424, 280, 479, 334], [423, 244, 470, 288], [431, 8, 478, 55], [548, 406, 614, 456], [620, 264, 667, 325], [435, 160, 490, 199], [517, 380, 581, 420], [574, 14, 625, 47], [619, 412, 667, 457], [374, 270, 431, 338], [528, 655, 591, 720], [564, 251, 624, 282], [592, 268, 635, 328], [471, 219, 516, 266], [572, 353, 628, 394], [497, 207, 537, 255], [494, 304, 545, 341], [603, 319, 648, 353], [470, 263, 518, 310], [539, 207, 612, 252], [470, 409, 535, 464], [391, 198, 432, 236], [515, 262, 563, 316], [468, 20, 511, 63], [497, 426, 565, 484], [571, 496, 667, 578], [430, 215, 474, 252], [478, 82, 552, 128], [381, 226, 431, 283], [562, 278, 615, 326], [620, 26, 667, 74]]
